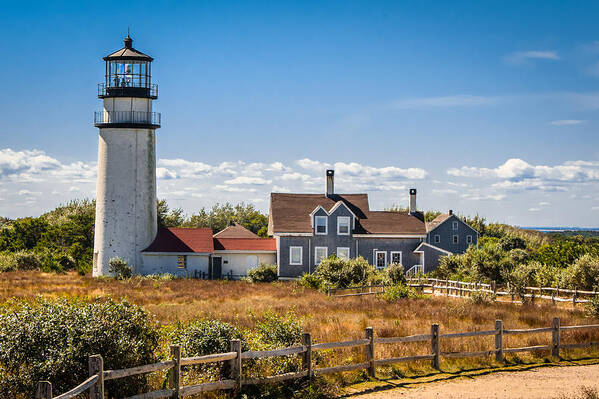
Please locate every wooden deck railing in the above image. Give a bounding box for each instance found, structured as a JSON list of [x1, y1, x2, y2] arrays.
[[36, 317, 599, 398]]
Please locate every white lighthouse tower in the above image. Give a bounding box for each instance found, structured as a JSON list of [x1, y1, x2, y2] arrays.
[[92, 35, 160, 276]]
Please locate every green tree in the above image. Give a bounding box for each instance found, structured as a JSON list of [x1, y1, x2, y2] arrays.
[[157, 199, 185, 228]]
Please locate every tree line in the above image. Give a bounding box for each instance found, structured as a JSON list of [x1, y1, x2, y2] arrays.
[[0, 200, 269, 274]]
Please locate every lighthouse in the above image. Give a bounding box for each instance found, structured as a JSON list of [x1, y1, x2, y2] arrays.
[[92, 35, 160, 276]]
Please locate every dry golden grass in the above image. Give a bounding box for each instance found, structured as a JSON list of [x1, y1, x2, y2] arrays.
[[2, 271, 599, 381]]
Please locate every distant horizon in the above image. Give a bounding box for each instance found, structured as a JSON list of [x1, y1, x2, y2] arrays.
[[0, 1, 598, 226]]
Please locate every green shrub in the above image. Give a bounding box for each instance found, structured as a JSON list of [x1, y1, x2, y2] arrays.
[[561, 254, 599, 290], [0, 297, 159, 398], [0, 251, 17, 272], [380, 284, 418, 301], [109, 257, 133, 279], [247, 263, 278, 282], [499, 235, 527, 251], [586, 296, 599, 318], [298, 273, 323, 290], [386, 262, 406, 285], [169, 319, 245, 380], [469, 290, 496, 305], [315, 255, 376, 288]]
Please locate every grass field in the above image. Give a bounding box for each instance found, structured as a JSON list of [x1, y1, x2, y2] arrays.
[[3, 271, 599, 389]]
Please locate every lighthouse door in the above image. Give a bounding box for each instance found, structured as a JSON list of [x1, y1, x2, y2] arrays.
[[212, 257, 222, 279]]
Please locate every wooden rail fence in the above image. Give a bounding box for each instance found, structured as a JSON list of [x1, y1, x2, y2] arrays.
[[36, 317, 599, 399], [328, 278, 599, 306]]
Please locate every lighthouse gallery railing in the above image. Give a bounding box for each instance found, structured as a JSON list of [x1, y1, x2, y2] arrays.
[[93, 111, 161, 126]]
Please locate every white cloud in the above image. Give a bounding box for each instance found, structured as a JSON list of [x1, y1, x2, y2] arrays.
[[504, 50, 560, 66], [550, 119, 585, 126], [539, 201, 551, 206], [528, 207, 541, 212], [391, 95, 496, 109], [224, 176, 272, 185], [18, 189, 42, 196], [333, 161, 427, 180], [432, 189, 458, 195], [461, 193, 506, 201], [593, 206, 599, 211], [296, 159, 331, 172], [449, 158, 599, 186]]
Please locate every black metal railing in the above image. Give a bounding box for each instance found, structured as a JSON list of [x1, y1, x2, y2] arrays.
[[94, 111, 161, 126], [98, 83, 158, 98]]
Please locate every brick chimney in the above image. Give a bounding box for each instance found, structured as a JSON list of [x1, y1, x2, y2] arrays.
[[326, 170, 335, 197]]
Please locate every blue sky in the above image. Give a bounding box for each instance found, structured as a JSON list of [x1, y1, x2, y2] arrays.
[[0, 1, 598, 226]]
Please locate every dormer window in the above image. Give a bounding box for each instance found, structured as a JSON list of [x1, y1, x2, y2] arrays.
[[315, 216, 328, 235], [337, 216, 350, 235]]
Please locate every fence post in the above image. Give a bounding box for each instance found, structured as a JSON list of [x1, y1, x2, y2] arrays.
[[230, 339, 242, 393], [573, 289, 578, 307], [431, 280, 435, 294], [431, 324, 440, 370], [531, 291, 535, 305], [36, 381, 52, 399], [169, 345, 181, 398], [494, 320, 503, 362], [88, 355, 104, 399], [491, 280, 497, 295], [302, 332, 312, 380], [364, 327, 375, 377], [552, 291, 556, 305], [552, 317, 560, 358]]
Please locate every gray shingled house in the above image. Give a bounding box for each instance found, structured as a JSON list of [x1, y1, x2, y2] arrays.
[[418, 211, 479, 271], [267, 170, 479, 278]]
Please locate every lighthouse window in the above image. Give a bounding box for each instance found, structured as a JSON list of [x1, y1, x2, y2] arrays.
[[177, 256, 187, 269]]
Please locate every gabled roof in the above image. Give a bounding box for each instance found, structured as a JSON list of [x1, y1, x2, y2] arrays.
[[426, 213, 453, 232], [214, 238, 276, 251], [213, 223, 259, 239], [268, 193, 426, 235], [414, 242, 453, 255], [143, 228, 214, 253]]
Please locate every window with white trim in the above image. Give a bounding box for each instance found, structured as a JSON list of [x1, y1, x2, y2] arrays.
[[337, 216, 351, 235], [177, 255, 187, 269], [467, 235, 473, 244], [375, 251, 387, 269], [453, 235, 459, 244], [452, 221, 458, 230], [315, 247, 328, 265], [315, 216, 328, 235], [290, 246, 303, 265], [434, 234, 440, 244], [337, 247, 350, 260], [390, 251, 402, 265]]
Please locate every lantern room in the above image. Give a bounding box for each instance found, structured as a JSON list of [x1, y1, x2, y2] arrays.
[[98, 35, 158, 99]]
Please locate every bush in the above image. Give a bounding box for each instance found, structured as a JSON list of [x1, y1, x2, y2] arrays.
[[169, 319, 245, 379], [0, 297, 159, 398], [0, 251, 17, 272], [247, 263, 278, 283], [298, 273, 323, 290], [499, 235, 527, 251], [586, 296, 599, 318], [315, 256, 376, 289], [469, 290, 496, 305], [380, 284, 418, 301], [386, 262, 406, 285], [561, 254, 599, 291], [109, 257, 133, 279]]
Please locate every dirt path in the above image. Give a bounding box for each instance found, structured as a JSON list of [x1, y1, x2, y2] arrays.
[[344, 363, 599, 399]]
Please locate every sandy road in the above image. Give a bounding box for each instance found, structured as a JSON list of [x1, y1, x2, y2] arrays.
[[344, 363, 599, 399]]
